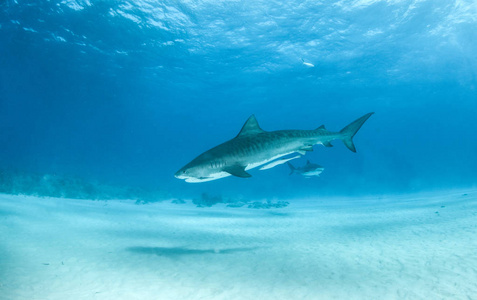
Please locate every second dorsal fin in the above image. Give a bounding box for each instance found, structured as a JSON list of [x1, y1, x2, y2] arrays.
[[316, 125, 326, 130]]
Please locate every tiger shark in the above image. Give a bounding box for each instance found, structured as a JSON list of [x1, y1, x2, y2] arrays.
[[175, 112, 373, 183]]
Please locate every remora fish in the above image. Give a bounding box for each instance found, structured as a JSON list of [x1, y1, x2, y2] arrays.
[[288, 160, 324, 177], [175, 112, 373, 183]]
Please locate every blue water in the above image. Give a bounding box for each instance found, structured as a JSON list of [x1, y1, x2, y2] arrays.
[[1, 0, 476, 200], [2, 2, 477, 299]]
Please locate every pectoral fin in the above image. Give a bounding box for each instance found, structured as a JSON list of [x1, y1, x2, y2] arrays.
[[223, 165, 252, 178], [323, 141, 333, 147]]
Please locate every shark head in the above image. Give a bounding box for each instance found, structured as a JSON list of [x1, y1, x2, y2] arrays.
[[175, 156, 230, 183], [175, 165, 210, 183]]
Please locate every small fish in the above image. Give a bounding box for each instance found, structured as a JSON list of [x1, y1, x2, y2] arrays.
[[259, 155, 301, 170], [288, 160, 324, 177], [302, 58, 315, 67]]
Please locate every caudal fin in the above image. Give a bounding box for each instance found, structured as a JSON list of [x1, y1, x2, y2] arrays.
[[287, 162, 296, 175], [339, 112, 374, 152]]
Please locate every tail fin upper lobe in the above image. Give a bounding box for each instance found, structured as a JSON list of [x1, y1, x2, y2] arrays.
[[339, 112, 374, 152]]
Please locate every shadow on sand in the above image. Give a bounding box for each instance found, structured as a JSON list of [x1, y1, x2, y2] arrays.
[[126, 246, 258, 257]]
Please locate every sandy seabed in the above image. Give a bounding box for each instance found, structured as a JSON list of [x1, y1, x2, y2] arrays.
[[1, 189, 476, 300]]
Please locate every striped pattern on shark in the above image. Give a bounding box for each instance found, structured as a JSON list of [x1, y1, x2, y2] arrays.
[[175, 112, 373, 183]]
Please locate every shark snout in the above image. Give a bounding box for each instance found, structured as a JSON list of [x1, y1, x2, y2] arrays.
[[174, 171, 185, 179], [175, 168, 190, 179]]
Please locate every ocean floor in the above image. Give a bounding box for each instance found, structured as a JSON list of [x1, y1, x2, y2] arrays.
[[1, 189, 477, 300]]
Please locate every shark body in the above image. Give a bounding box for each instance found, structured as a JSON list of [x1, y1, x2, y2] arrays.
[[175, 112, 373, 183], [288, 160, 324, 177]]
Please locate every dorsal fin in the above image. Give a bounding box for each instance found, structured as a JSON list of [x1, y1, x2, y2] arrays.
[[316, 125, 326, 130], [236, 115, 265, 137]]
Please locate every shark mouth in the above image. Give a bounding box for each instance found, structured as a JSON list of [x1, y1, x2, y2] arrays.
[[183, 172, 230, 183]]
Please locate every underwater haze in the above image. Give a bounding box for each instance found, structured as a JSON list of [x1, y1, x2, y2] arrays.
[[1, 0, 477, 299], [1, 0, 476, 198]]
